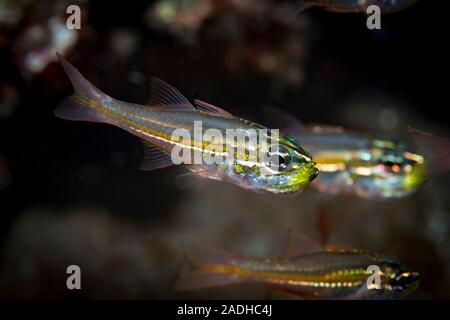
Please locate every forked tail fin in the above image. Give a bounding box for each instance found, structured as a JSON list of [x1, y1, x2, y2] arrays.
[[175, 240, 248, 291], [54, 52, 110, 123], [409, 127, 450, 177]]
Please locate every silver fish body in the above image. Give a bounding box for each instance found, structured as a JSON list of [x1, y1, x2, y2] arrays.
[[55, 54, 318, 194]]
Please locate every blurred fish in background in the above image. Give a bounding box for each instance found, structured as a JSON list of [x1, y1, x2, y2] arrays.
[[176, 231, 420, 299], [147, 0, 312, 87], [261, 108, 450, 200], [0, 0, 449, 300], [282, 0, 419, 14]]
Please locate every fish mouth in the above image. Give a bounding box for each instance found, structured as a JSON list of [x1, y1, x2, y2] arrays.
[[277, 164, 318, 195], [304, 161, 319, 182], [309, 164, 319, 181], [266, 161, 319, 195]]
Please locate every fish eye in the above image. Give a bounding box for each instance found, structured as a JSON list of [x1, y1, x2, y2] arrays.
[[383, 160, 397, 168], [390, 272, 420, 291], [378, 154, 404, 173], [266, 145, 292, 173]]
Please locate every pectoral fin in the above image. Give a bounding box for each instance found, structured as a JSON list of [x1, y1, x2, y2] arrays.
[[175, 168, 221, 190]]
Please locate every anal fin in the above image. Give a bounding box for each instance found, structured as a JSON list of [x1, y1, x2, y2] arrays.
[[175, 239, 246, 291], [175, 271, 246, 291], [139, 140, 175, 171]]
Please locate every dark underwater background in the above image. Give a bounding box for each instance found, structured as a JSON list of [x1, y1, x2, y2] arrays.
[[0, 0, 449, 299]]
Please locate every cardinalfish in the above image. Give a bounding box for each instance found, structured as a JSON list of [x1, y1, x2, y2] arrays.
[[265, 110, 450, 199], [289, 0, 419, 14], [54, 54, 318, 194], [263, 108, 432, 199], [176, 231, 420, 300]]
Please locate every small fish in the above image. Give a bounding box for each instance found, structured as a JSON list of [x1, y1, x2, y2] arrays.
[[176, 231, 420, 300], [54, 54, 318, 194], [263, 108, 426, 199], [289, 0, 419, 14]]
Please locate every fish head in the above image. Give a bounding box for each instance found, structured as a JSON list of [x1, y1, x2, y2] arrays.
[[227, 133, 318, 194], [378, 260, 420, 299], [369, 139, 426, 198]]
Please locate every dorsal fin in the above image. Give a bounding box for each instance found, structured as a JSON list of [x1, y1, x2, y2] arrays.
[[261, 106, 306, 136], [194, 99, 234, 118], [280, 229, 323, 257], [409, 127, 450, 177], [149, 77, 195, 110]]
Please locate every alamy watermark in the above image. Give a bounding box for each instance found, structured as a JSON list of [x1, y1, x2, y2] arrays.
[[65, 4, 382, 32], [66, 5, 81, 30], [66, 264, 81, 290], [367, 5, 382, 30], [367, 265, 382, 290], [170, 122, 283, 170]]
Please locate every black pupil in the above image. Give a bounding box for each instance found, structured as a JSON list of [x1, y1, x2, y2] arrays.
[[269, 153, 290, 171], [385, 161, 395, 167], [397, 275, 412, 288], [267, 145, 291, 172]]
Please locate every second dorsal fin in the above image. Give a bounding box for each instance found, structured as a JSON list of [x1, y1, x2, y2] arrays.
[[280, 229, 323, 257], [149, 77, 195, 110], [194, 99, 234, 118]]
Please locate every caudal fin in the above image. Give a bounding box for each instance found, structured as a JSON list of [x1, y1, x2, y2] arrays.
[[175, 240, 248, 291], [409, 127, 450, 177], [55, 53, 110, 123]]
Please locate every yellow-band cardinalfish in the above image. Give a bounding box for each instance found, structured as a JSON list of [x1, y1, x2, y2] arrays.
[[54, 54, 318, 194], [263, 108, 426, 199], [176, 231, 420, 300], [289, 0, 419, 14], [269, 111, 450, 199]]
